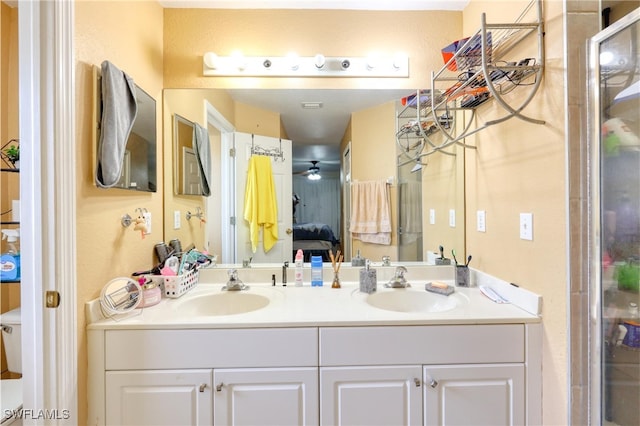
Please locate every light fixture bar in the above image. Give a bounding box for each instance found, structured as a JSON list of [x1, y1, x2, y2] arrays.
[[203, 54, 409, 77]]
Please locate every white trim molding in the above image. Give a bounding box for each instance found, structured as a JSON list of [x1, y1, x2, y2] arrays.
[[18, 0, 77, 424]]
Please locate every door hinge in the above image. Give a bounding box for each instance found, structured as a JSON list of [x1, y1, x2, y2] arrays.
[[45, 290, 61, 308], [229, 148, 236, 157], [230, 216, 236, 226]]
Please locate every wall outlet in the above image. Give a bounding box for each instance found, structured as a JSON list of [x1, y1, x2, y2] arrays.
[[143, 211, 152, 235], [477, 210, 486, 232], [520, 213, 533, 240], [174, 210, 181, 230], [449, 209, 456, 228], [429, 209, 435, 225]]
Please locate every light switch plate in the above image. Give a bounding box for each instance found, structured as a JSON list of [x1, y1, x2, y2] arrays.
[[477, 210, 486, 232], [429, 209, 435, 225], [174, 210, 181, 230], [520, 213, 533, 240], [449, 209, 456, 228], [143, 212, 152, 235]]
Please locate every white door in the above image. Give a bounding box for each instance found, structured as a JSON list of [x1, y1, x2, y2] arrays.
[[342, 142, 352, 260], [234, 132, 293, 264], [214, 367, 318, 425], [182, 147, 202, 195], [106, 370, 213, 426], [423, 364, 525, 426], [320, 366, 423, 426]]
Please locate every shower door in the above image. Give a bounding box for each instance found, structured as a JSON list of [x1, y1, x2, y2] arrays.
[[589, 8, 639, 426]]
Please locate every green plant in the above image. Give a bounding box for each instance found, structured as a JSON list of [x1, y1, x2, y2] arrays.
[[4, 144, 19, 163]]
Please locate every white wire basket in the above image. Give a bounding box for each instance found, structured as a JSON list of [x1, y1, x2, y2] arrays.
[[153, 268, 199, 298]]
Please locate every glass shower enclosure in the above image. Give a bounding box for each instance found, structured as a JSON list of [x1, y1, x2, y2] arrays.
[[589, 8, 639, 426]]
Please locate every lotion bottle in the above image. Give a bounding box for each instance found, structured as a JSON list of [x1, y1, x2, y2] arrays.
[[295, 249, 304, 286], [311, 256, 323, 287]]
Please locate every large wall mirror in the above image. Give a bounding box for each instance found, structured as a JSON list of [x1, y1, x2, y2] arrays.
[[162, 88, 466, 266]]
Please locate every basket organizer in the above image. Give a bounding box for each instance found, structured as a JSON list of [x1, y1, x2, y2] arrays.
[[152, 268, 199, 298]]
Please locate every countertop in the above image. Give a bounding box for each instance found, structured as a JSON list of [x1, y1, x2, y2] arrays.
[[87, 267, 541, 330]]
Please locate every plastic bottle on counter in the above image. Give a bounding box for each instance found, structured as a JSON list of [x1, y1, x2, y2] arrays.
[[295, 249, 304, 286], [311, 256, 323, 287]]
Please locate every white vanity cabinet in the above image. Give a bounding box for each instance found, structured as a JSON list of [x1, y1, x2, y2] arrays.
[[213, 367, 318, 425], [88, 327, 319, 426], [319, 324, 540, 426], [105, 369, 213, 425], [423, 364, 525, 425], [88, 322, 541, 426], [320, 365, 423, 426]]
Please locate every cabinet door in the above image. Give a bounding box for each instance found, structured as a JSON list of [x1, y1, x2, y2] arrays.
[[423, 364, 524, 426], [320, 366, 423, 426], [214, 367, 318, 426], [105, 369, 213, 426]]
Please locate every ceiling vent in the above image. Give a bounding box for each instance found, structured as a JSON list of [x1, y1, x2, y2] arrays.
[[301, 102, 323, 109]]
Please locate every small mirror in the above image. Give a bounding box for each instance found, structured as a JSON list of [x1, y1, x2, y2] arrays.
[[173, 113, 201, 195]]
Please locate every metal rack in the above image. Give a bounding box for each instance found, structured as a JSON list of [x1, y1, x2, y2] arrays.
[[397, 0, 545, 164]]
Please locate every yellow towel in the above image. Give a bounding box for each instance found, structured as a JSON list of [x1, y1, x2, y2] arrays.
[[349, 180, 392, 245], [243, 155, 279, 253]]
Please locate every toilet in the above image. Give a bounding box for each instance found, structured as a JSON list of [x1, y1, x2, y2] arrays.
[[1, 307, 22, 426], [1, 307, 22, 375]]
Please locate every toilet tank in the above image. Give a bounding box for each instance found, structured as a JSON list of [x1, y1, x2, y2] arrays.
[[0, 307, 21, 374]]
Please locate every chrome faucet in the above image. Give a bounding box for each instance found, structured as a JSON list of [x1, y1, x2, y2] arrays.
[[385, 266, 410, 288], [222, 269, 250, 291]]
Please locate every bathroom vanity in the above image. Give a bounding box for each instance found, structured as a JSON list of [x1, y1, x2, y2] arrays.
[[87, 266, 542, 426]]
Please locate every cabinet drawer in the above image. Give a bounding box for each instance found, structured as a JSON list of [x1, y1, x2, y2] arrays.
[[105, 327, 318, 370], [320, 324, 524, 366]]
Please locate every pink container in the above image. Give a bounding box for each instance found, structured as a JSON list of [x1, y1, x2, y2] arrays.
[[137, 283, 162, 308]]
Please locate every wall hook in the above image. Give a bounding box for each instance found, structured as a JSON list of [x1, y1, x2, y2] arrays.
[[186, 206, 204, 221], [121, 213, 133, 228]]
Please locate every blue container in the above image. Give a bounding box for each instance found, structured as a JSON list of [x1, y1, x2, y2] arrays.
[[311, 256, 323, 287], [0, 254, 19, 282]]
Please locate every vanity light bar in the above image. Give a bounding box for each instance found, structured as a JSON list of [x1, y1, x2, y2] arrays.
[[202, 53, 409, 77]]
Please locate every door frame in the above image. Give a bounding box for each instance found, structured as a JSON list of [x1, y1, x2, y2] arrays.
[[19, 1, 77, 424], [204, 101, 235, 263]]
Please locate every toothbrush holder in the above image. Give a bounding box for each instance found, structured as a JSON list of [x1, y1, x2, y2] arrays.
[[455, 265, 470, 287]]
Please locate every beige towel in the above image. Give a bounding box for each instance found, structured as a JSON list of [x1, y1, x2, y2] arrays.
[[349, 180, 392, 245]]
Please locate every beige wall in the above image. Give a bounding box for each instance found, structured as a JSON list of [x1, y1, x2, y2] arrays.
[[463, 1, 567, 424], [75, 0, 164, 422]]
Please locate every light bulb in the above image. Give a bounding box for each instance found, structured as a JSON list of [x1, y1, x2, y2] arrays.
[[314, 54, 326, 69], [287, 52, 300, 70], [203, 52, 219, 69]]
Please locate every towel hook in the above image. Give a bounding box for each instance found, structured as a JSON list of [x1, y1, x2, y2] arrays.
[[121, 213, 133, 228]]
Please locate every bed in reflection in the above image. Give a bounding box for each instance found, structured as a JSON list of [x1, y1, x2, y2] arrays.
[[292, 222, 339, 261]]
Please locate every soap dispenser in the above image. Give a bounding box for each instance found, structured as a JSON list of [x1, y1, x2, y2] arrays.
[[359, 259, 377, 294], [351, 249, 365, 267]]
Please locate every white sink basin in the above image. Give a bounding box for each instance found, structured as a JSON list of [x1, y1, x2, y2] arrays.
[[365, 288, 460, 313], [175, 291, 270, 316]]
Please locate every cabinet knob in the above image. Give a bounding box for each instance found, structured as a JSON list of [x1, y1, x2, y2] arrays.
[[216, 382, 224, 392], [414, 378, 421, 387], [199, 383, 207, 393], [429, 379, 438, 388]]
